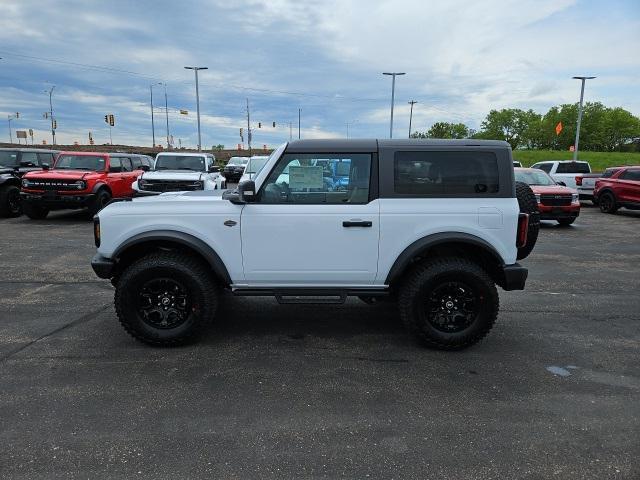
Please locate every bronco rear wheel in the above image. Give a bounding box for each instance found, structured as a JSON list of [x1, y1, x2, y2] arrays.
[[114, 251, 218, 346], [398, 257, 499, 350], [515, 181, 539, 260]]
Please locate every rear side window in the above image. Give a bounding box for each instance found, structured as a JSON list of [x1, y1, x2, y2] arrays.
[[38, 153, 54, 164], [131, 156, 142, 169], [120, 157, 132, 172], [20, 152, 40, 166], [394, 151, 499, 195], [109, 157, 122, 173], [556, 162, 590, 174], [619, 170, 640, 181]]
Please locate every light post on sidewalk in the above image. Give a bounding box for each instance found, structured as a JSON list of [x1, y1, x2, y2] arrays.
[[572, 76, 596, 161]]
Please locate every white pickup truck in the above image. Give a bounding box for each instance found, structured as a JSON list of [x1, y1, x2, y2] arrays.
[[530, 160, 599, 201]]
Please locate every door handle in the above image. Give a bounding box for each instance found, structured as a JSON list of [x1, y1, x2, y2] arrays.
[[342, 220, 372, 227]]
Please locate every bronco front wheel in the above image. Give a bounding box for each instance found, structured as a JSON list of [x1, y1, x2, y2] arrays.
[[114, 252, 218, 346]]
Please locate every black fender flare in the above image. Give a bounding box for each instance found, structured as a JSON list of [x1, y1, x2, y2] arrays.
[[385, 232, 505, 285], [113, 230, 232, 285], [91, 182, 112, 195], [0, 174, 20, 187]]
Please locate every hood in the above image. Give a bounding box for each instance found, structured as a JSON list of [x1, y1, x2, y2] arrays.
[[529, 184, 577, 195], [141, 170, 205, 181], [132, 190, 225, 202], [23, 169, 103, 180]]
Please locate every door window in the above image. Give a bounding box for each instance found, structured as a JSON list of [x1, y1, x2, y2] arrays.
[[258, 153, 372, 204], [620, 170, 640, 181], [20, 152, 40, 167], [109, 157, 122, 173], [37, 153, 54, 164], [121, 157, 133, 172]]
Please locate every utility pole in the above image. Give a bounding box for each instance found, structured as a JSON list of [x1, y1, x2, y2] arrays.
[[246, 98, 252, 156], [164, 83, 170, 149], [298, 108, 301, 139], [408, 100, 417, 138], [289, 122, 292, 140], [45, 86, 56, 145], [382, 72, 405, 138], [572, 76, 596, 161], [184, 66, 208, 151], [7, 113, 19, 143]]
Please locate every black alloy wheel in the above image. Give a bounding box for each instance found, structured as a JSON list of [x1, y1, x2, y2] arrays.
[[424, 282, 478, 333], [137, 278, 191, 329]]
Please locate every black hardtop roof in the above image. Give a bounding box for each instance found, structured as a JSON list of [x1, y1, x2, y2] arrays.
[[285, 138, 510, 153], [0, 147, 61, 153]]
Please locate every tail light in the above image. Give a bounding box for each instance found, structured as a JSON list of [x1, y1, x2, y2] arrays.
[[575, 176, 583, 186], [93, 217, 101, 247], [516, 213, 529, 248]]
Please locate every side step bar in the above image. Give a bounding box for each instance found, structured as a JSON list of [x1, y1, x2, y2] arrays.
[[232, 287, 389, 304]]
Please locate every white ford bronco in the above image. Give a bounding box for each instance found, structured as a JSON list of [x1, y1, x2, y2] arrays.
[[132, 152, 226, 195], [92, 139, 538, 349]]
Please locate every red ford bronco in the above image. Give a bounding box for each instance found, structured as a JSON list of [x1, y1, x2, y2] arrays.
[[20, 151, 146, 219]]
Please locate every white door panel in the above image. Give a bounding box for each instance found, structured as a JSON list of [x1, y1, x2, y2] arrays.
[[241, 201, 380, 284]]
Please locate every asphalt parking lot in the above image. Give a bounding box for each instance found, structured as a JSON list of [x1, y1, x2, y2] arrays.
[[0, 206, 639, 479]]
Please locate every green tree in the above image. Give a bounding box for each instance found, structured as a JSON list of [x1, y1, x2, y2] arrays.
[[479, 109, 531, 149], [602, 107, 640, 151], [411, 122, 471, 139]]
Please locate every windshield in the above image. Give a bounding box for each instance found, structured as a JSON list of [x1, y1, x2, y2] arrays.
[[0, 151, 19, 167], [515, 169, 556, 186], [246, 157, 269, 174], [155, 155, 205, 171], [227, 157, 249, 166], [55, 155, 106, 171]]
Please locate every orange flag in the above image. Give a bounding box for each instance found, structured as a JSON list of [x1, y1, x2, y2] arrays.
[[555, 122, 563, 135]]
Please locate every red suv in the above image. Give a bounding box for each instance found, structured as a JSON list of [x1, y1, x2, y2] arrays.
[[20, 152, 146, 219], [593, 166, 640, 214], [515, 167, 580, 225]]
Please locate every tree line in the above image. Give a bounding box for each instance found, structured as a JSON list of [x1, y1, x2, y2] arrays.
[[411, 102, 640, 151]]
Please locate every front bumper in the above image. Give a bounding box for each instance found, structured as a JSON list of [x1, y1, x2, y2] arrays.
[[538, 203, 580, 221], [21, 191, 96, 209], [91, 253, 115, 278], [501, 263, 528, 291]]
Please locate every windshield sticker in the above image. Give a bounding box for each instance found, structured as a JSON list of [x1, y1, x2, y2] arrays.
[[289, 166, 323, 189]]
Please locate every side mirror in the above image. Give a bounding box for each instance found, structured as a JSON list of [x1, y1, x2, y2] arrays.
[[222, 180, 256, 204], [140, 165, 150, 172], [556, 181, 567, 187], [42, 163, 50, 170]]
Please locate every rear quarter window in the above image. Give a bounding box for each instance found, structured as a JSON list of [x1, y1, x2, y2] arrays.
[[393, 151, 499, 196]]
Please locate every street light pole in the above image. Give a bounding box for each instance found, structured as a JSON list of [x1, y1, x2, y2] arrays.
[[408, 100, 417, 138], [298, 108, 301, 139], [164, 83, 170, 149], [45, 86, 56, 145], [572, 76, 596, 161], [184, 66, 208, 151], [383, 72, 405, 138]]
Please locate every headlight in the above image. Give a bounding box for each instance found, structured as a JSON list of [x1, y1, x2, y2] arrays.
[[138, 179, 147, 188], [572, 193, 579, 203], [193, 181, 204, 189], [534, 194, 541, 203], [74, 180, 87, 190], [22, 178, 30, 187]]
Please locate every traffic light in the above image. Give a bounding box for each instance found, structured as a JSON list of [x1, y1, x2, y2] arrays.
[[272, 122, 276, 128], [240, 127, 244, 141], [258, 122, 262, 128], [104, 115, 109, 124], [109, 114, 115, 127], [52, 120, 57, 130], [15, 112, 20, 118]]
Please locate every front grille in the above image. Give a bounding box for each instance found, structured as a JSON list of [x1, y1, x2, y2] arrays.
[[24, 179, 80, 191], [540, 194, 572, 206], [141, 180, 203, 192]]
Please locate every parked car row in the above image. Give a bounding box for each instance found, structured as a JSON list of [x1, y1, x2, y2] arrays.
[[1, 147, 275, 219]]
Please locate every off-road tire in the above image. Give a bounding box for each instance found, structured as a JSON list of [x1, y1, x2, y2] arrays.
[[22, 201, 49, 219], [598, 192, 618, 214], [114, 251, 218, 346], [0, 184, 22, 217], [88, 189, 112, 216], [398, 257, 499, 350], [557, 218, 575, 226], [515, 181, 539, 260]]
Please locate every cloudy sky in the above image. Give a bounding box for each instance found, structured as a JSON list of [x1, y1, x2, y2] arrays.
[[0, 0, 638, 148]]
